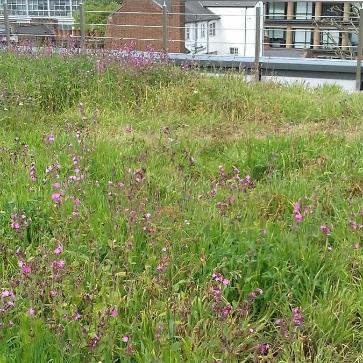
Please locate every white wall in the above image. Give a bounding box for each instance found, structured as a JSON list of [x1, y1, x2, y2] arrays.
[[185, 4, 263, 56], [185, 21, 209, 55], [206, 6, 259, 56]]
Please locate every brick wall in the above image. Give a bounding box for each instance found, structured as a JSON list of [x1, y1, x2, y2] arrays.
[[105, 0, 185, 53]]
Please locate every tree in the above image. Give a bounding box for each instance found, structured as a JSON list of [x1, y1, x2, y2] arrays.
[[313, 3, 362, 59], [74, 0, 122, 36]]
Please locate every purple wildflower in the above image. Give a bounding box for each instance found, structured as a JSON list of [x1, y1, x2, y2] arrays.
[[222, 278, 230, 286], [52, 260, 65, 272], [110, 307, 118, 318], [19, 261, 31, 275], [255, 343, 270, 356], [275, 318, 289, 337], [11, 221, 21, 231], [122, 335, 129, 343], [54, 244, 63, 255], [1, 290, 14, 298], [29, 162, 36, 182], [88, 335, 100, 349], [294, 213, 303, 224], [293, 202, 301, 214], [51, 192, 62, 205], [52, 182, 61, 190], [320, 224, 331, 235], [292, 307, 304, 327], [46, 134, 55, 144], [27, 308, 36, 317]]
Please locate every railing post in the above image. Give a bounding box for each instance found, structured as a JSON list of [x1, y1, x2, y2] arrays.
[[255, 6, 261, 81], [4, 1, 11, 47], [162, 2, 168, 51], [79, 2, 86, 53], [356, 8, 363, 91]]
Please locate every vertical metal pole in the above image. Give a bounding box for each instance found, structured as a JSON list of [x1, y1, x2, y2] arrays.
[[4, 2, 11, 47], [194, 20, 197, 55], [80, 2, 86, 52], [162, 2, 168, 51], [255, 6, 261, 81], [356, 8, 363, 91]]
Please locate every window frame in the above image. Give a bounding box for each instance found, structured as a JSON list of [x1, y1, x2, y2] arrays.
[[209, 22, 216, 37]]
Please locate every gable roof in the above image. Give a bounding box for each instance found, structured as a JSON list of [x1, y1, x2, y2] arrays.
[[153, 1, 257, 23], [200, 1, 258, 7], [185, 1, 220, 23], [13, 24, 54, 36]]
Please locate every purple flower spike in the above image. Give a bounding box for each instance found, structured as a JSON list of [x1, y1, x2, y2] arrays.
[[320, 225, 331, 235], [255, 343, 269, 356], [292, 307, 304, 327]]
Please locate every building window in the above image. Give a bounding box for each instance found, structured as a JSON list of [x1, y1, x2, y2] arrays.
[[295, 2, 314, 20], [201, 23, 206, 38], [2, 0, 80, 17], [321, 30, 341, 48], [293, 29, 312, 49], [350, 32, 359, 47], [229, 47, 238, 55], [267, 28, 286, 48], [209, 22, 216, 36], [322, 3, 344, 18], [267, 2, 286, 20], [7, 0, 28, 15], [186, 26, 190, 41]]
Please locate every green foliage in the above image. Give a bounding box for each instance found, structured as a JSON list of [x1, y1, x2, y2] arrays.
[[0, 52, 363, 362], [74, 0, 121, 35]]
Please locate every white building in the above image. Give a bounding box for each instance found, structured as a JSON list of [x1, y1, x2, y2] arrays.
[[184, 0, 263, 56]]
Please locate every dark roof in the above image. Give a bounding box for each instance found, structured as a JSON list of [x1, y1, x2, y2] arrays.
[[185, 1, 220, 23], [200, 1, 258, 7], [13, 24, 54, 36], [153, 0, 257, 23]]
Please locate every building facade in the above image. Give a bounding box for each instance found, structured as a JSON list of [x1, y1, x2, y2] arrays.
[[105, 0, 185, 53], [264, 1, 360, 53], [185, 1, 262, 56], [0, 0, 80, 28], [105, 0, 263, 55]]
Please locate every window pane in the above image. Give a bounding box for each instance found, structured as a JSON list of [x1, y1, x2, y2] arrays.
[[296, 2, 313, 20]]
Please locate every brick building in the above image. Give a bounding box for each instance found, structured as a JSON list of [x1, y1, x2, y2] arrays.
[[105, 0, 185, 52]]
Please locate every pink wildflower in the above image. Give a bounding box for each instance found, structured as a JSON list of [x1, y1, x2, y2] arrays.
[[292, 307, 304, 327], [110, 307, 118, 317], [51, 192, 62, 205], [52, 260, 65, 272], [293, 202, 301, 214], [46, 134, 55, 144], [27, 308, 36, 317], [11, 222, 21, 231], [294, 213, 303, 223], [19, 261, 31, 275], [54, 244, 63, 255], [1, 290, 14, 298], [122, 336, 129, 343], [222, 278, 230, 286], [52, 182, 61, 190], [320, 224, 331, 235]]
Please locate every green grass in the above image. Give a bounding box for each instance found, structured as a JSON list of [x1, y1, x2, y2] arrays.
[[0, 52, 363, 362]]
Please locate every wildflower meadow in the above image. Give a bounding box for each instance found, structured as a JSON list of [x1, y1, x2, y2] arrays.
[[1, 49, 363, 362]]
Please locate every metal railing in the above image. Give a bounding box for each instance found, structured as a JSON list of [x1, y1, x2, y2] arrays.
[[1, 1, 363, 90]]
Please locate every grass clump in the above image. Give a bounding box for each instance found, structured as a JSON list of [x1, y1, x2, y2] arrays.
[[0, 52, 363, 362]]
